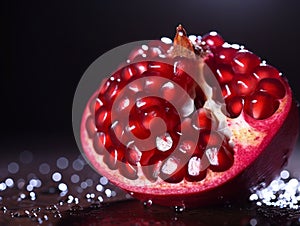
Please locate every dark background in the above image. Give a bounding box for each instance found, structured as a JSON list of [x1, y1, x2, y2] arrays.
[[1, 0, 300, 153]]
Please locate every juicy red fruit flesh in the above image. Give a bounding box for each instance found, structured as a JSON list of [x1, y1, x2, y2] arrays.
[[80, 25, 299, 208]]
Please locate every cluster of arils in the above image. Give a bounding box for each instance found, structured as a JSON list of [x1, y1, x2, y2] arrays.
[[85, 27, 236, 183], [200, 32, 286, 119]]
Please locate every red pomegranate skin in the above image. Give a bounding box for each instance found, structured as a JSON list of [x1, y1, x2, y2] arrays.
[[79, 25, 299, 208]]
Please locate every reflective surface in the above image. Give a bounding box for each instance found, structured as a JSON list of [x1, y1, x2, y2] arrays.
[[0, 144, 300, 225]]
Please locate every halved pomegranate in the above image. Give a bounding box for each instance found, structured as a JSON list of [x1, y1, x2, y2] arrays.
[[79, 25, 299, 208]]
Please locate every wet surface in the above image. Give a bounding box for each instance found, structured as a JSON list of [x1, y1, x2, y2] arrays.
[[0, 144, 300, 226]]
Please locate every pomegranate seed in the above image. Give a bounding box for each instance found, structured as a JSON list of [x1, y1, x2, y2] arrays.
[[192, 108, 213, 130], [198, 130, 224, 150], [143, 76, 166, 95], [104, 81, 119, 101], [218, 66, 236, 83], [128, 118, 150, 140], [232, 51, 261, 74], [221, 84, 236, 99], [134, 61, 149, 75], [225, 96, 244, 118], [176, 118, 195, 137], [206, 146, 234, 172], [112, 95, 132, 116], [178, 140, 197, 155], [86, 115, 97, 137], [93, 132, 110, 155], [173, 57, 197, 81], [186, 155, 207, 182], [231, 74, 257, 96], [89, 97, 104, 115], [202, 31, 224, 48], [256, 78, 286, 99], [125, 144, 142, 166], [95, 107, 111, 131], [214, 45, 238, 64], [127, 79, 144, 94], [161, 81, 178, 102], [121, 64, 138, 81], [160, 156, 185, 183], [244, 91, 280, 120], [147, 62, 173, 78], [109, 121, 127, 145], [142, 155, 162, 182], [119, 161, 138, 180], [252, 64, 281, 80], [103, 148, 124, 170]]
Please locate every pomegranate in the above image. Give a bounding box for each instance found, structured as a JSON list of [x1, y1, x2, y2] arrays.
[[78, 25, 299, 208]]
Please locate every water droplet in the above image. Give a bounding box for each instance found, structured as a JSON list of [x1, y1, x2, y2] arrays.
[[143, 199, 153, 208], [1, 206, 8, 213], [8, 162, 19, 174], [56, 157, 69, 169], [173, 205, 185, 213]]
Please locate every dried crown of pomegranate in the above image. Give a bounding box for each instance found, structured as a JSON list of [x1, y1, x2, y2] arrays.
[[79, 25, 299, 207]]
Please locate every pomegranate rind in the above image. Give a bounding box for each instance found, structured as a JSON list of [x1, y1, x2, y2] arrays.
[[80, 74, 299, 207]]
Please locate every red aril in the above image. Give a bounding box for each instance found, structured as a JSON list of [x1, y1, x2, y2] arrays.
[[79, 25, 299, 208]]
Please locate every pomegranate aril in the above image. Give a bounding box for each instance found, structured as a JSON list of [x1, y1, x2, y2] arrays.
[[119, 161, 138, 180], [244, 91, 280, 120], [173, 57, 197, 81], [253, 64, 281, 80], [93, 132, 109, 155], [256, 78, 286, 99], [142, 156, 163, 182], [232, 51, 261, 74], [89, 97, 104, 115], [178, 140, 197, 157], [103, 148, 124, 170], [127, 79, 144, 94], [230, 74, 257, 96], [214, 45, 238, 65], [213, 66, 234, 84], [186, 155, 207, 182], [192, 108, 213, 130], [95, 107, 111, 131], [206, 146, 234, 172], [99, 79, 111, 96], [159, 156, 185, 183], [161, 81, 178, 102], [86, 115, 97, 137], [128, 119, 150, 140], [109, 121, 128, 145], [201, 31, 224, 48], [225, 96, 244, 118], [125, 144, 142, 166], [134, 61, 149, 75], [121, 64, 138, 81], [221, 84, 235, 99], [198, 130, 224, 150], [147, 62, 173, 78], [143, 76, 166, 95]]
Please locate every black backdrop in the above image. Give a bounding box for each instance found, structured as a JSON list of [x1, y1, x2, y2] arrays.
[[1, 0, 300, 153]]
